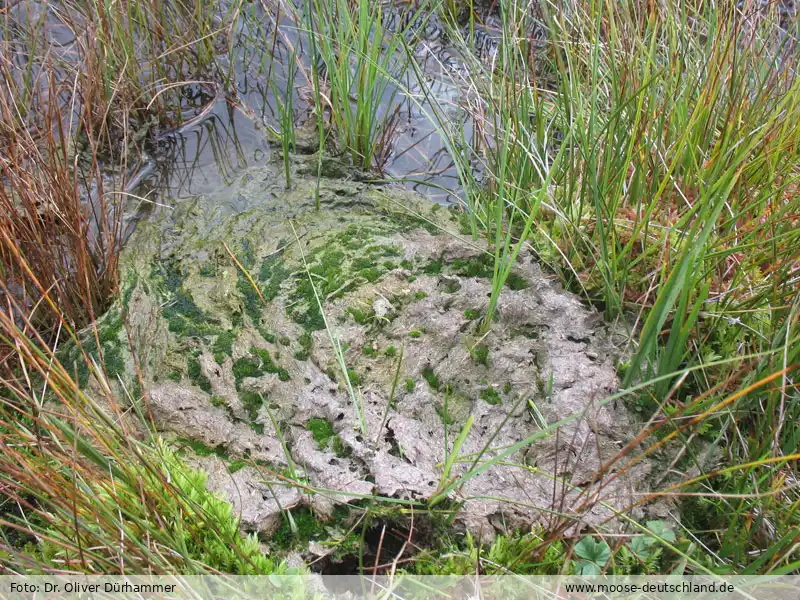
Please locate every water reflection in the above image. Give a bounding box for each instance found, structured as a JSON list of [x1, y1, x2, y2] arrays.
[[131, 1, 480, 208]]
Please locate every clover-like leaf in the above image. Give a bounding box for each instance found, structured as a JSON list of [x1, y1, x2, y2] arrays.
[[646, 520, 676, 543], [629, 535, 652, 559], [574, 536, 611, 568], [576, 559, 602, 575]]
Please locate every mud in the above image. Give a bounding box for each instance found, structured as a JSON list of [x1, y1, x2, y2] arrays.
[[96, 153, 653, 541]]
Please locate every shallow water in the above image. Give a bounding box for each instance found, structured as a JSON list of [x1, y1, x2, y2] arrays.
[[124, 1, 491, 215]]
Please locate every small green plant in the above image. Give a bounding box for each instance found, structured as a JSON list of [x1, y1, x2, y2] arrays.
[[422, 366, 440, 390], [307, 418, 336, 448], [470, 345, 489, 366], [268, 48, 297, 188], [304, 0, 417, 170], [479, 387, 501, 405], [625, 521, 675, 571], [572, 536, 612, 575]]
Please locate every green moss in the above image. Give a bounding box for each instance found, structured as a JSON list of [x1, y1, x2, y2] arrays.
[[178, 437, 228, 459], [286, 228, 398, 332], [503, 382, 512, 394], [450, 255, 529, 290], [409, 330, 422, 339], [480, 387, 502, 405], [292, 244, 355, 329], [442, 281, 461, 294], [414, 291, 428, 300], [290, 277, 326, 332], [57, 313, 127, 386], [236, 273, 276, 342], [423, 260, 443, 275], [451, 255, 492, 278], [227, 460, 248, 474], [57, 344, 89, 388], [464, 309, 481, 320], [210, 395, 227, 408], [505, 273, 529, 290], [157, 262, 224, 339], [332, 436, 351, 458], [351, 257, 374, 270], [233, 347, 290, 385], [199, 263, 217, 278], [168, 370, 182, 382], [362, 345, 378, 358], [258, 256, 291, 302], [99, 314, 124, 344], [377, 245, 401, 257], [294, 331, 313, 361], [121, 271, 137, 312], [213, 331, 237, 364], [163, 299, 217, 337], [237, 238, 257, 270], [471, 345, 489, 366], [348, 306, 374, 325], [307, 418, 335, 448], [101, 344, 125, 380], [272, 507, 323, 550], [359, 267, 382, 282], [400, 259, 413, 270], [346, 369, 363, 387], [406, 378, 415, 393], [239, 391, 264, 422], [339, 225, 369, 249], [408, 529, 567, 575], [233, 356, 261, 381], [188, 358, 213, 394], [384, 346, 397, 357], [422, 366, 440, 390]]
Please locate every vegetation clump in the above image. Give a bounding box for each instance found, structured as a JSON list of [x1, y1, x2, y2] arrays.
[[187, 357, 212, 394], [233, 347, 290, 384], [307, 418, 335, 448], [422, 366, 440, 390], [471, 345, 489, 366], [479, 387, 501, 406], [213, 331, 237, 364]]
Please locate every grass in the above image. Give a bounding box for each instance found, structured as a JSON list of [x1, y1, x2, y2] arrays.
[[419, 0, 800, 571], [1, 0, 799, 577], [302, 0, 421, 171], [0, 0, 237, 335], [269, 48, 298, 189], [0, 318, 290, 573]]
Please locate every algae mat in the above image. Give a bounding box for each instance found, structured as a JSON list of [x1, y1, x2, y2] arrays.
[[69, 159, 653, 541]]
